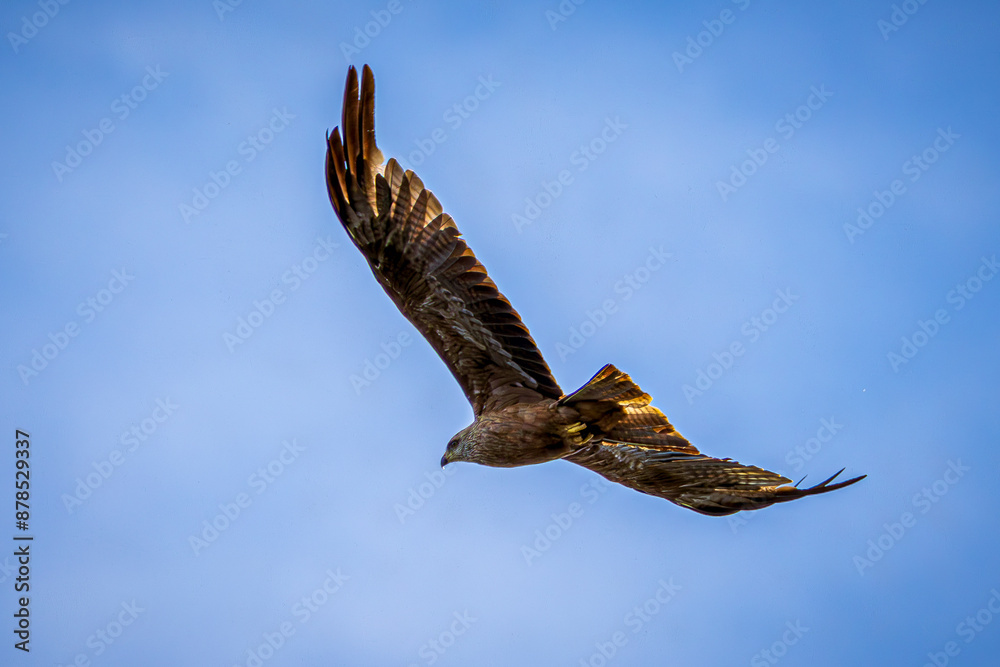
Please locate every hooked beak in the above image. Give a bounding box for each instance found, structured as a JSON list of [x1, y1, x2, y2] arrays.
[[440, 452, 450, 468]]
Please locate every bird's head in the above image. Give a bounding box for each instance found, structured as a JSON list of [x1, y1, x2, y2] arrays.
[[440, 424, 475, 467]]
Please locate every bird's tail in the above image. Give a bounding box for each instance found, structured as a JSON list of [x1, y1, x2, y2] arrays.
[[558, 364, 697, 450]]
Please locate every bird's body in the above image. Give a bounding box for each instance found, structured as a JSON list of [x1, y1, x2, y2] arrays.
[[446, 400, 582, 468], [326, 65, 864, 516]]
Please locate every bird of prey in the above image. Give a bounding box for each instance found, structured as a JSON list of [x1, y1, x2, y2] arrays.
[[326, 65, 864, 516]]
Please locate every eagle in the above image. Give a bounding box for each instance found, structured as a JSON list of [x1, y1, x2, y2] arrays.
[[326, 65, 864, 516]]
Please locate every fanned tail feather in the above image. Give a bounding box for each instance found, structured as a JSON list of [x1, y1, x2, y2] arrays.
[[560, 364, 698, 451]]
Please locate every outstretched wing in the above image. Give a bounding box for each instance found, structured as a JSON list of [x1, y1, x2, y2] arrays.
[[562, 365, 865, 515], [567, 442, 864, 515], [326, 65, 562, 415]]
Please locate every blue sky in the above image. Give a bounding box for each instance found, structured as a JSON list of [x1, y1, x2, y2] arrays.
[[2, 1, 999, 665]]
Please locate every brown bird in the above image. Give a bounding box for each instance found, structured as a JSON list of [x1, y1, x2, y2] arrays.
[[326, 65, 864, 516]]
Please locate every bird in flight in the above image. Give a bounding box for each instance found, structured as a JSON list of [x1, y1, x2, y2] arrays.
[[326, 65, 864, 516]]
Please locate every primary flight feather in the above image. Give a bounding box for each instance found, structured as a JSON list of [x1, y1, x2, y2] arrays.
[[326, 65, 864, 516]]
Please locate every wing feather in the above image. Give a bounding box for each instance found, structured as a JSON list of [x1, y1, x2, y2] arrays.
[[326, 65, 562, 414], [561, 365, 865, 515], [567, 441, 865, 516]]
